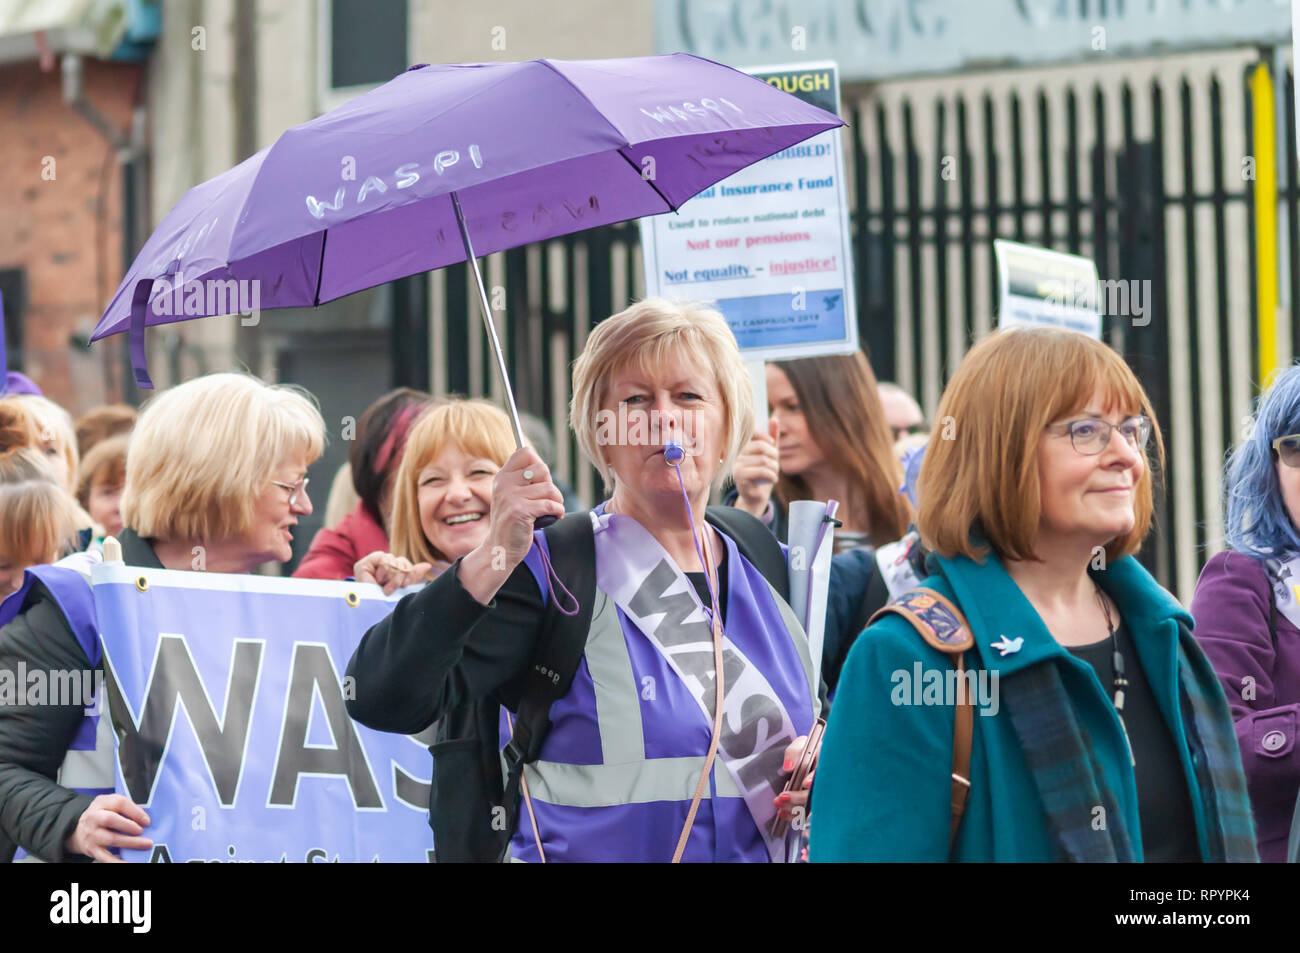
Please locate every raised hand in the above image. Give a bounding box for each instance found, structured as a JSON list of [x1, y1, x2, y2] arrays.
[[457, 446, 564, 606], [732, 416, 780, 518]]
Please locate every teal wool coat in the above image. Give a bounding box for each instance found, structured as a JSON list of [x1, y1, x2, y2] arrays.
[[810, 551, 1247, 862]]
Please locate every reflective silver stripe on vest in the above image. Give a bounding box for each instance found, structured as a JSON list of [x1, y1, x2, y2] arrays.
[[518, 575, 815, 811], [523, 755, 742, 807], [583, 592, 645, 762], [56, 710, 116, 791]]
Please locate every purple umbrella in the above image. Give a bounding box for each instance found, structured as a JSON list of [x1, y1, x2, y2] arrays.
[[92, 53, 843, 444]]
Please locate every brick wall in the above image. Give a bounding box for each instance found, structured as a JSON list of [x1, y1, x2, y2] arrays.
[[0, 57, 142, 414]]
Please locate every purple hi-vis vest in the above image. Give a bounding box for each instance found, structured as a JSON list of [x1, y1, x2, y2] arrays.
[[504, 518, 820, 863], [1, 553, 114, 862]]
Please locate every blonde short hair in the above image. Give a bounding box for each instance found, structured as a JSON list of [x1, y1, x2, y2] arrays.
[[13, 395, 78, 495], [121, 372, 325, 542], [0, 447, 84, 567], [918, 328, 1162, 564], [390, 398, 515, 564], [569, 298, 751, 491]]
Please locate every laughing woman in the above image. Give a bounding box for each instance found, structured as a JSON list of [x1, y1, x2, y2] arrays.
[[352, 399, 515, 592], [811, 328, 1256, 862]]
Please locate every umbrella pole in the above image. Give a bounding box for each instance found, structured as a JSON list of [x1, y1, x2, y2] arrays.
[[449, 192, 558, 528], [450, 191, 528, 450]]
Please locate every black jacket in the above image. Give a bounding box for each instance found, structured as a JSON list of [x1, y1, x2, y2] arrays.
[[0, 529, 160, 862]]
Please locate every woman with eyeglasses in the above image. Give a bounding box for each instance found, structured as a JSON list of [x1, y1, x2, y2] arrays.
[[812, 328, 1256, 862], [1191, 365, 1300, 861], [0, 372, 324, 862]]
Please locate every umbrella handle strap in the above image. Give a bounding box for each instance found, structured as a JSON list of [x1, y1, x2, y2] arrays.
[[129, 278, 156, 389]]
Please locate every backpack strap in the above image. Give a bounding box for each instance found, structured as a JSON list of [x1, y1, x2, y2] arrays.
[[498, 512, 597, 861], [868, 587, 974, 855], [705, 504, 790, 603]]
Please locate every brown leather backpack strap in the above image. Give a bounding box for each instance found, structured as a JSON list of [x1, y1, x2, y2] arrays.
[[869, 587, 975, 856], [950, 653, 973, 851]]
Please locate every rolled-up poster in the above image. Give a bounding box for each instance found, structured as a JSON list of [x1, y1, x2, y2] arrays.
[[786, 499, 838, 682]]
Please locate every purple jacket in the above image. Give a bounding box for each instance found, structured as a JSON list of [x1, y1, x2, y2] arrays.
[[1191, 549, 1300, 862]]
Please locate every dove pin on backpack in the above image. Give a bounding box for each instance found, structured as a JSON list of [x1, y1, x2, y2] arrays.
[[867, 587, 975, 855]]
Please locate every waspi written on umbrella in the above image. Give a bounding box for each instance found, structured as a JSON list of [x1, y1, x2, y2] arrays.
[[304, 147, 483, 219]]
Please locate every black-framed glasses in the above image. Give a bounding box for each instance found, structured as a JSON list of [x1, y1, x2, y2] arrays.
[[270, 476, 309, 506], [1272, 434, 1300, 468], [1048, 415, 1152, 455]]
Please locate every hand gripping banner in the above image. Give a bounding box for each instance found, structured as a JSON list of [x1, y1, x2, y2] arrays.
[[92, 563, 433, 863]]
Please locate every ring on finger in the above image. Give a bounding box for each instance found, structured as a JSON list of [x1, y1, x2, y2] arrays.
[[523, 468, 535, 482]]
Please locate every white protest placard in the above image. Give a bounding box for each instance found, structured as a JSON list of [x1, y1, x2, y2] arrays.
[[994, 239, 1102, 339], [640, 61, 858, 363]]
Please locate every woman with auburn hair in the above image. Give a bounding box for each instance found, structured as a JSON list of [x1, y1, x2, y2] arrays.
[[811, 327, 1256, 862], [354, 399, 516, 593], [0, 371, 325, 863], [1191, 364, 1300, 861], [730, 351, 913, 551]]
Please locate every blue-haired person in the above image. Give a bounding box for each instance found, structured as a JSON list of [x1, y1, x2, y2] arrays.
[[1192, 364, 1300, 861]]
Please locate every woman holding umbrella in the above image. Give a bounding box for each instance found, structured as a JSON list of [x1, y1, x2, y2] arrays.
[[0, 372, 324, 862], [347, 298, 872, 863]]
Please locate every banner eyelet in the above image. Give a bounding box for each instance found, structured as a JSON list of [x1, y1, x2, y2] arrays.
[[135, 575, 149, 592], [345, 591, 360, 608]]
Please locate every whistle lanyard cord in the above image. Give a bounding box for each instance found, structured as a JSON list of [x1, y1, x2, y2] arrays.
[[505, 710, 547, 863], [517, 470, 725, 863], [535, 539, 580, 616], [670, 461, 726, 863]]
